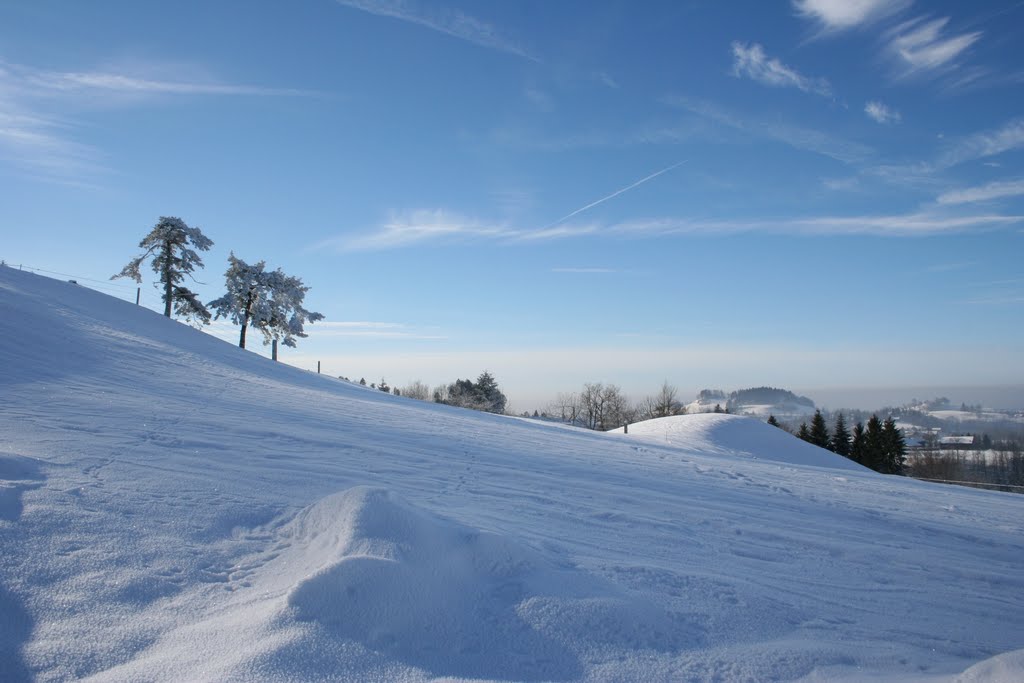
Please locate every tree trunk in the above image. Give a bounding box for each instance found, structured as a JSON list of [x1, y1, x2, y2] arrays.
[[239, 291, 254, 349], [162, 240, 173, 317]]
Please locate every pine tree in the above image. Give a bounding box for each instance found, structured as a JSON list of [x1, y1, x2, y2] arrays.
[[474, 371, 507, 414], [850, 421, 866, 466], [209, 253, 323, 351], [797, 423, 811, 442], [882, 417, 907, 474], [809, 409, 830, 449], [113, 216, 213, 322], [865, 415, 885, 472], [832, 412, 852, 458], [767, 415, 780, 428]]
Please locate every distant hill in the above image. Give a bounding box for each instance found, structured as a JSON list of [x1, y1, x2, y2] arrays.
[[686, 386, 816, 419]]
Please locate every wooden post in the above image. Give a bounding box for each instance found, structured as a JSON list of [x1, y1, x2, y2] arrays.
[[317, 361, 321, 374], [272, 339, 278, 361], [624, 423, 629, 434], [136, 287, 141, 305]]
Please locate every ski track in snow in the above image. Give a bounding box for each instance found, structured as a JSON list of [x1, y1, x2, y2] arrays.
[[1, 266, 1023, 682]]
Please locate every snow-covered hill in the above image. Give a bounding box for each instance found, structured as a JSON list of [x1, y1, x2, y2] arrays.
[[610, 413, 865, 472], [2, 265, 1024, 682], [685, 388, 817, 421]]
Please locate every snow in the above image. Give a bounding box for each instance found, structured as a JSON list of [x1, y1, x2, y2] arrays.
[[610, 414, 866, 472], [2, 265, 1024, 682]]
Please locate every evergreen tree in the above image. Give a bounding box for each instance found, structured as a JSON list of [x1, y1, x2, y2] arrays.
[[797, 423, 811, 442], [832, 412, 852, 458], [881, 417, 907, 474], [378, 378, 390, 393], [209, 253, 323, 351], [865, 415, 885, 472], [435, 372, 507, 414], [767, 415, 780, 428], [850, 421, 866, 466], [809, 409, 831, 449], [713, 403, 724, 413], [474, 371, 507, 414], [113, 216, 213, 322]]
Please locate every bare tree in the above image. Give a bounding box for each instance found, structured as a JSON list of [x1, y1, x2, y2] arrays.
[[548, 392, 583, 425], [579, 383, 634, 430], [401, 380, 431, 401]]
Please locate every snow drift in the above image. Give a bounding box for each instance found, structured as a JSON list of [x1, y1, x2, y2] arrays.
[[1, 265, 1024, 682], [610, 413, 866, 471]]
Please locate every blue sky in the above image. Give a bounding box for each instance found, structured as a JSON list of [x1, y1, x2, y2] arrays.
[[2, 0, 1023, 411]]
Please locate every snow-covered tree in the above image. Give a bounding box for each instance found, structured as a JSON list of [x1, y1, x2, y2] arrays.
[[208, 253, 323, 352], [112, 216, 213, 322]]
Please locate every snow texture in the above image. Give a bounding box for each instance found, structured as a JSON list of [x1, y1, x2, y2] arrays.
[[1, 265, 1023, 682]]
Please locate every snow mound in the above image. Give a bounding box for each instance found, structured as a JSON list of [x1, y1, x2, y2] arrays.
[[278, 486, 695, 680], [612, 413, 866, 472], [954, 648, 1024, 682]]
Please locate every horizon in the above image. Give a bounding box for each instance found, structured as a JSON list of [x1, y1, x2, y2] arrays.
[[2, 0, 1022, 407]]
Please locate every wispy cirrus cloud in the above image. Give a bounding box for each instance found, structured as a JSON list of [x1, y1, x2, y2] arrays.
[[867, 117, 1024, 187], [319, 209, 516, 251], [335, 0, 537, 61], [864, 100, 901, 124], [935, 117, 1024, 169], [886, 17, 981, 77], [793, 0, 910, 32], [730, 42, 831, 97], [937, 178, 1024, 205], [609, 212, 1022, 237], [0, 57, 309, 183], [323, 206, 1022, 251], [665, 96, 873, 164], [22, 70, 309, 97]]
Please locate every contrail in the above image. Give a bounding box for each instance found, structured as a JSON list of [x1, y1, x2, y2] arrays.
[[541, 160, 686, 230]]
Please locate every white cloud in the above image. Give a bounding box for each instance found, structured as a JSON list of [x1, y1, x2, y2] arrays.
[[0, 58, 307, 184], [730, 42, 831, 97], [327, 207, 1023, 250], [666, 96, 873, 164], [335, 0, 537, 61], [868, 117, 1024, 186], [936, 117, 1024, 169], [608, 212, 1022, 237], [864, 101, 901, 124], [325, 209, 515, 250], [793, 0, 910, 31], [887, 17, 981, 76], [937, 179, 1024, 205], [24, 70, 308, 97]]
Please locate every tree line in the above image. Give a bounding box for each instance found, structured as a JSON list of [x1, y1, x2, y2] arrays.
[[783, 409, 906, 474], [548, 381, 686, 430], [113, 216, 322, 356], [345, 372, 508, 415]]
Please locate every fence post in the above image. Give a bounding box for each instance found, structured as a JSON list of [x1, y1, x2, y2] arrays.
[[317, 361, 321, 374], [136, 287, 141, 305], [272, 339, 278, 361]]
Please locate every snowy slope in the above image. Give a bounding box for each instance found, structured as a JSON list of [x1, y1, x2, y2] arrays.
[[609, 414, 866, 472], [2, 266, 1024, 682]]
